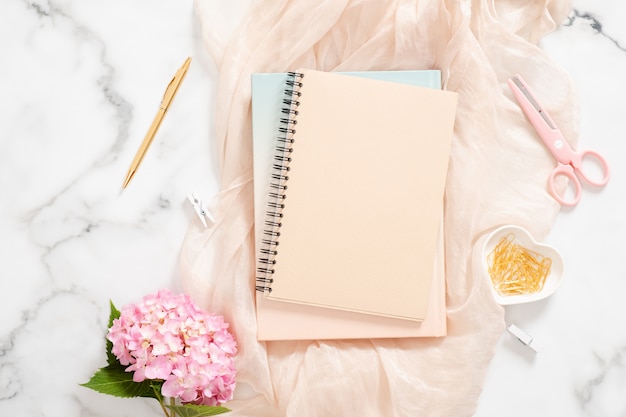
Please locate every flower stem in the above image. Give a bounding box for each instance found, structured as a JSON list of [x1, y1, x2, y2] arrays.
[[169, 397, 177, 417], [157, 398, 171, 417]]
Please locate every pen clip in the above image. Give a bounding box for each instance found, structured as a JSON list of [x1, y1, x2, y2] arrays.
[[161, 57, 191, 110], [187, 193, 213, 228]]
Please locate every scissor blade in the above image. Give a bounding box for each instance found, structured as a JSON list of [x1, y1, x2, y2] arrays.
[[510, 75, 556, 130]]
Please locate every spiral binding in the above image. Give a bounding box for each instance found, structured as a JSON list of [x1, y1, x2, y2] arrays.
[[256, 71, 304, 293]]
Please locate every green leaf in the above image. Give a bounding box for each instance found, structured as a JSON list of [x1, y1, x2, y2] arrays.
[[106, 300, 121, 366], [107, 300, 121, 327], [165, 404, 231, 416], [80, 365, 162, 399]]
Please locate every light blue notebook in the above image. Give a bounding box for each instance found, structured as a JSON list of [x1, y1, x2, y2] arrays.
[[251, 70, 447, 341]]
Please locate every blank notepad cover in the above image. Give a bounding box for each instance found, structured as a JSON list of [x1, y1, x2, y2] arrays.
[[258, 69, 458, 322], [252, 70, 455, 340]]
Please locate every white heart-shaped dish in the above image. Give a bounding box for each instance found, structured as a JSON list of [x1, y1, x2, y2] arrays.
[[481, 225, 564, 305]]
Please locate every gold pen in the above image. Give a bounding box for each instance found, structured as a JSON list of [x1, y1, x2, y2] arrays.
[[122, 56, 191, 189]]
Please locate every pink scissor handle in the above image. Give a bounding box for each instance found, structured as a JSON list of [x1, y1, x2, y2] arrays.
[[548, 163, 582, 206], [548, 149, 610, 206], [570, 148, 611, 187]]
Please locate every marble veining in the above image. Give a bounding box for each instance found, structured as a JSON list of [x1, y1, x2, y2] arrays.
[[567, 9, 626, 52], [1, 0, 625, 416], [576, 347, 625, 409], [25, 0, 135, 166]]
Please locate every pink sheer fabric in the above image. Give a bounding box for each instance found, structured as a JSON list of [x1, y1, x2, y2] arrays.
[[180, 1, 575, 415]]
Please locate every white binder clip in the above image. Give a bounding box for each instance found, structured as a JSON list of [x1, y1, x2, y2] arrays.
[[507, 324, 541, 353], [187, 193, 213, 228]]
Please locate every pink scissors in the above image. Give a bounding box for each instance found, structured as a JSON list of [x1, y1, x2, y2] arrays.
[[508, 74, 610, 206]]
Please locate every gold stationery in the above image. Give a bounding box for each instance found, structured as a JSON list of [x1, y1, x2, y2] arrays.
[[122, 57, 191, 189]]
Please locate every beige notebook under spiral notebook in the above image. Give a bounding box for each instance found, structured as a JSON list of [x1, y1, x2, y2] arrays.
[[254, 69, 458, 336]]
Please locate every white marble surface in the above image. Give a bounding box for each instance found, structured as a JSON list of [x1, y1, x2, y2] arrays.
[[0, 1, 624, 416], [476, 3, 626, 416]]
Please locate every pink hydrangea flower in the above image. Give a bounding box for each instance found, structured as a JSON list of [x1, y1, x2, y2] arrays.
[[107, 289, 237, 405]]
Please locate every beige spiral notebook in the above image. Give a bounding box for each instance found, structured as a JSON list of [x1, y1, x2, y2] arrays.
[[252, 69, 457, 339]]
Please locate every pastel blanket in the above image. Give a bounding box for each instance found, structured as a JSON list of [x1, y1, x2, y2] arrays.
[[180, 1, 576, 415]]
